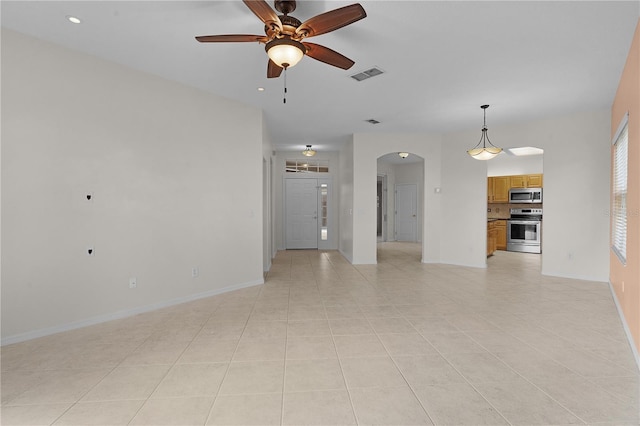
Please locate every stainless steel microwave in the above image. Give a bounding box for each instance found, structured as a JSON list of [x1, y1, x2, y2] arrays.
[[509, 188, 542, 203]]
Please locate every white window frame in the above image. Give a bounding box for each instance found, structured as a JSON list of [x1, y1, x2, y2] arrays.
[[611, 112, 629, 265]]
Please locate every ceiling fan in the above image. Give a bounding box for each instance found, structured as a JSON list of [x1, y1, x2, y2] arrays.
[[196, 0, 367, 78]]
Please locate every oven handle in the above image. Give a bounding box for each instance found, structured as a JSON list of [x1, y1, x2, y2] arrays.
[[508, 220, 541, 225]]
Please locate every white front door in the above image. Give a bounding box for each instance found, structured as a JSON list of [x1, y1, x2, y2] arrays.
[[285, 179, 318, 249], [395, 183, 417, 242]]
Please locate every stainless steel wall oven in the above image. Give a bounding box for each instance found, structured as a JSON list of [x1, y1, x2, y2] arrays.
[[507, 208, 542, 253]]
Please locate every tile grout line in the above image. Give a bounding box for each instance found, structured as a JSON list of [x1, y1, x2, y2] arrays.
[[279, 272, 292, 426], [364, 308, 438, 425], [203, 286, 264, 426], [448, 327, 589, 425], [322, 251, 361, 426]]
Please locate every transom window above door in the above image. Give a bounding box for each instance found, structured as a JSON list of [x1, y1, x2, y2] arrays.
[[286, 159, 329, 173]]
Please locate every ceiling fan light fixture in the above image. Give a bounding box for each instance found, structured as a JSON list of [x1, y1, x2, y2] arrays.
[[467, 105, 503, 160], [266, 38, 306, 68], [302, 145, 316, 157]]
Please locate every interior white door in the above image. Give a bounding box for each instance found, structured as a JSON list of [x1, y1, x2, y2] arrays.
[[395, 183, 417, 241], [285, 179, 318, 249]]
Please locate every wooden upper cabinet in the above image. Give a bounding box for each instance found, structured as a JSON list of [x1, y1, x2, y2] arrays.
[[527, 174, 543, 187], [488, 174, 543, 202], [510, 175, 527, 188], [510, 174, 542, 188]]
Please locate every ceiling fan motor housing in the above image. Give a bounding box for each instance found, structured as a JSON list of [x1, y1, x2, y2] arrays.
[[274, 0, 296, 15]]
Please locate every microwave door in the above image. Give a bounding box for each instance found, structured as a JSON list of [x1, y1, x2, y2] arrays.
[[511, 192, 533, 203]]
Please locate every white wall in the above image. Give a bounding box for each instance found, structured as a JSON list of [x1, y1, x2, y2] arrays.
[[440, 130, 490, 268], [527, 111, 610, 280], [262, 119, 274, 272], [351, 134, 443, 264], [1, 30, 265, 343], [442, 109, 611, 280], [339, 140, 354, 262], [488, 152, 544, 176]]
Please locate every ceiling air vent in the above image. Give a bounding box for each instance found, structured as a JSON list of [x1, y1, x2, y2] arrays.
[[365, 119, 380, 125], [350, 67, 384, 82]]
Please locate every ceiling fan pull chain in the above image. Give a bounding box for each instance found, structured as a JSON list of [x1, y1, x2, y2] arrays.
[[283, 67, 287, 104]]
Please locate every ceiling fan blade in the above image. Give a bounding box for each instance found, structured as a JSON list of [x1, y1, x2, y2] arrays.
[[302, 42, 355, 70], [267, 59, 283, 78], [295, 3, 366, 39], [242, 0, 283, 32], [196, 34, 268, 43]]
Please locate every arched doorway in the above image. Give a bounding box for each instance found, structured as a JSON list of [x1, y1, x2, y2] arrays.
[[377, 152, 425, 260]]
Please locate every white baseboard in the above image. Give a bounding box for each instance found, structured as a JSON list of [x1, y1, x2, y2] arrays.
[[608, 281, 640, 372], [338, 248, 353, 264], [1, 278, 264, 346]]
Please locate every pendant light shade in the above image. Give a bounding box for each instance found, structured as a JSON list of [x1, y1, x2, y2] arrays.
[[467, 105, 502, 160], [302, 145, 316, 157]]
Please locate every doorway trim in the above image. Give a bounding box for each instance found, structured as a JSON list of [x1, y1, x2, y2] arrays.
[[377, 174, 387, 242]]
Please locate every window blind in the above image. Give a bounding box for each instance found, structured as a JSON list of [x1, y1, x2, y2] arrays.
[[612, 116, 628, 264]]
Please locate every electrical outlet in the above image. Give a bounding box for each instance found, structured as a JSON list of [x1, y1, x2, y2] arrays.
[[192, 267, 199, 278], [129, 277, 137, 289]]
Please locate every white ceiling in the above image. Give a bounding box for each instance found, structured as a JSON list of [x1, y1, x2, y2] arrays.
[[2, 1, 638, 153]]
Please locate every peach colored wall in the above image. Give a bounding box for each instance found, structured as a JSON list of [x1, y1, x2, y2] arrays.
[[611, 19, 640, 356]]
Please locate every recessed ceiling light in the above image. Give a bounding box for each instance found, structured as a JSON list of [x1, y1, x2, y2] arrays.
[[66, 15, 81, 24], [257, 87, 265, 92], [506, 147, 544, 156]]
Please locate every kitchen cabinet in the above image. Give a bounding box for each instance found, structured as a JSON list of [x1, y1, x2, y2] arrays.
[[510, 174, 543, 188], [487, 176, 509, 202], [509, 175, 526, 188], [495, 219, 507, 250], [527, 174, 543, 187], [487, 221, 498, 256]]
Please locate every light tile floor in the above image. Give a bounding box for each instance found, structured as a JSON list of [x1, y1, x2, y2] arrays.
[[2, 243, 639, 425]]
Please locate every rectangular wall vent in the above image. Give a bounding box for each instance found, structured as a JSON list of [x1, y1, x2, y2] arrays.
[[350, 67, 384, 82]]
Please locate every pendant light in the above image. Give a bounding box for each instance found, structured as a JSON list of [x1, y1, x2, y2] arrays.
[[302, 145, 316, 157], [467, 105, 502, 160]]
